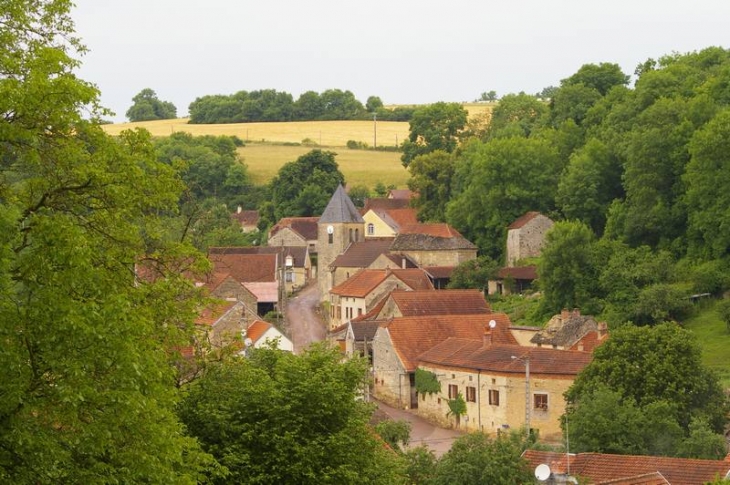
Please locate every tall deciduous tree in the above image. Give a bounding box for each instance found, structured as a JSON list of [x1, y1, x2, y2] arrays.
[[178, 344, 406, 484], [270, 150, 345, 219], [0, 2, 214, 481], [407, 150, 454, 222], [401, 102, 468, 167], [126, 88, 177, 121]]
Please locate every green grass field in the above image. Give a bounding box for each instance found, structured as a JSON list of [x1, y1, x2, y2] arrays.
[[682, 300, 730, 388]]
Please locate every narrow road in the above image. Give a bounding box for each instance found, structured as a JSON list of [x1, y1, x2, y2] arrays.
[[285, 280, 327, 353], [375, 400, 464, 457]]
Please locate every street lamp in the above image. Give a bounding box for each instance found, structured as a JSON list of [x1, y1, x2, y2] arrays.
[[511, 354, 530, 439]]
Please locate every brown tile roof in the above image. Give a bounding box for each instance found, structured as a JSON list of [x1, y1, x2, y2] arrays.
[[497, 265, 538, 280], [419, 339, 593, 376], [196, 300, 239, 326], [390, 224, 477, 251], [269, 217, 319, 241], [384, 289, 490, 317], [245, 320, 271, 344], [208, 253, 277, 282], [350, 320, 382, 341], [231, 209, 259, 226], [331, 239, 394, 268], [330, 268, 432, 297], [388, 189, 414, 200], [243, 282, 278, 303], [362, 197, 411, 212], [523, 450, 730, 485], [508, 211, 542, 230], [380, 253, 419, 269], [423, 266, 456, 279], [383, 313, 513, 371], [386, 208, 419, 229], [209, 246, 308, 268]]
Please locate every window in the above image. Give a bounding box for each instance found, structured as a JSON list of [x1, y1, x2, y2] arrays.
[[448, 384, 458, 399], [328, 233, 333, 244], [534, 393, 548, 411], [489, 389, 500, 406], [285, 270, 294, 283], [355, 228, 359, 241], [466, 386, 476, 403], [367, 223, 374, 235], [357, 308, 363, 316], [349, 228, 353, 242]]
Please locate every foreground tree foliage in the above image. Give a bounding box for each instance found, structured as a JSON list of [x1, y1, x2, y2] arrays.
[[565, 323, 728, 458], [401, 102, 468, 167], [178, 344, 406, 484], [0, 1, 216, 482]]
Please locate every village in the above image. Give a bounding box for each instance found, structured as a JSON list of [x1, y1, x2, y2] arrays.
[[184, 185, 730, 484]]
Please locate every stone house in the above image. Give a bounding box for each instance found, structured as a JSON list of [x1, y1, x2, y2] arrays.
[[372, 289, 491, 320], [209, 246, 311, 295], [231, 207, 259, 233], [195, 299, 247, 352], [328, 268, 433, 329], [416, 337, 593, 440], [389, 223, 477, 268], [523, 449, 730, 484], [505, 211, 554, 267], [243, 319, 293, 352], [487, 265, 538, 296], [206, 251, 280, 316], [372, 313, 513, 410], [361, 197, 418, 238], [268, 216, 319, 255]]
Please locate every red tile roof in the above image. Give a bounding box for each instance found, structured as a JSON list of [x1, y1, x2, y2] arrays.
[[195, 300, 239, 326], [385, 208, 419, 229], [208, 253, 277, 282], [362, 198, 411, 212], [269, 217, 319, 241], [384, 289, 490, 317], [419, 339, 593, 376], [391, 224, 477, 251], [522, 450, 730, 485], [209, 246, 308, 268], [331, 268, 432, 298], [331, 239, 394, 268], [398, 223, 463, 237], [245, 320, 271, 344], [497, 265, 538, 280], [508, 211, 542, 230], [388, 189, 414, 200], [423, 266, 456, 279], [383, 313, 513, 371]]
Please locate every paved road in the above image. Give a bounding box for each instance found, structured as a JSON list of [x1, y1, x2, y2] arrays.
[[375, 400, 464, 457], [285, 280, 327, 353]]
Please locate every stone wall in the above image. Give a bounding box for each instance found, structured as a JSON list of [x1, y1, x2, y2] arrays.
[[506, 215, 554, 266]]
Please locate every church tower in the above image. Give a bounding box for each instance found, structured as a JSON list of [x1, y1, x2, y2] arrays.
[[317, 185, 365, 299]]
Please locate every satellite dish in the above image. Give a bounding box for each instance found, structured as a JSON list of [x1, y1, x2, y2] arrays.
[[488, 319, 497, 329], [244, 337, 253, 347], [534, 463, 551, 481]]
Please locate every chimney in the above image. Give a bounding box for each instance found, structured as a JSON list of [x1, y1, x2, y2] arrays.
[[483, 329, 492, 347], [597, 321, 608, 339], [561, 308, 569, 320], [237, 206, 242, 214], [577, 342, 584, 352], [402, 257, 406, 269], [572, 308, 580, 317]]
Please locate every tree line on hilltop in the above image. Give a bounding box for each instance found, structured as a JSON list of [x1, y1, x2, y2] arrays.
[[126, 87, 417, 123]]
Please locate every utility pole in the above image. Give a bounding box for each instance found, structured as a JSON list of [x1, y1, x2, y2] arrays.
[[512, 354, 531, 439], [373, 112, 377, 148]]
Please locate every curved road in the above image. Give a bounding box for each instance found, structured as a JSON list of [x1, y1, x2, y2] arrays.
[[285, 280, 327, 353]]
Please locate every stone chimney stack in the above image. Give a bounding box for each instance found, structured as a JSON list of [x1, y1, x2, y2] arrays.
[[597, 321, 608, 339], [483, 328, 492, 347], [561, 308, 569, 320]]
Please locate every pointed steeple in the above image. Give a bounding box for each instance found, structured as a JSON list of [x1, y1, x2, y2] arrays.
[[318, 185, 364, 224]]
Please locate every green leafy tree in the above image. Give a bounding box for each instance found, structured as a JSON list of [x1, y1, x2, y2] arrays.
[[366, 95, 384, 112], [446, 137, 560, 259], [401, 102, 468, 167], [402, 446, 437, 484], [538, 221, 600, 314], [270, 150, 345, 219], [566, 323, 728, 434], [126, 88, 177, 121], [447, 256, 498, 291], [717, 299, 730, 334], [407, 150, 454, 222], [676, 417, 728, 459], [374, 419, 411, 452], [0, 2, 215, 481], [178, 344, 406, 484], [561, 62, 630, 96], [347, 184, 370, 208], [430, 431, 533, 485], [488, 92, 548, 138]]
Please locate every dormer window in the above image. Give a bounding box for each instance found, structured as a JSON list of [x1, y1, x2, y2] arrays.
[[367, 223, 374, 235]]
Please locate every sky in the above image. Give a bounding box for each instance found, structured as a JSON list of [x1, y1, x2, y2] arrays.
[[72, 1, 730, 123]]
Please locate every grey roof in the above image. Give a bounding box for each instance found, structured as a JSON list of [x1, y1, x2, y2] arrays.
[[318, 185, 364, 224]]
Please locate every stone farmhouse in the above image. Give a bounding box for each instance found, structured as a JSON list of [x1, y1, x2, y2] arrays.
[[268, 216, 319, 256], [523, 449, 730, 484], [505, 211, 554, 267], [328, 268, 433, 329], [206, 251, 280, 317]]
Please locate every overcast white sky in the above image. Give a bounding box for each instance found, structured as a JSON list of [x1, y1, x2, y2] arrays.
[[72, 1, 730, 122]]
